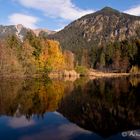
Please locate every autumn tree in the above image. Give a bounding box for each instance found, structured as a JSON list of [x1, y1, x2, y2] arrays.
[[39, 40, 65, 72], [63, 50, 75, 70], [0, 42, 23, 75], [25, 31, 42, 59], [6, 35, 21, 49], [19, 40, 36, 75]]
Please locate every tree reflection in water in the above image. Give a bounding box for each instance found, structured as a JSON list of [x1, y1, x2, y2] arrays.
[[0, 78, 72, 119], [0, 77, 140, 138], [58, 77, 140, 137]]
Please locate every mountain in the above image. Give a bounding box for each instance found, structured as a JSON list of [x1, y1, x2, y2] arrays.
[[49, 7, 140, 71], [0, 24, 29, 41], [0, 24, 55, 41], [32, 29, 56, 37], [49, 7, 140, 50]]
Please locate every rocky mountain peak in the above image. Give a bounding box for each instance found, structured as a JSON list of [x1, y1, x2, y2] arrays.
[[15, 24, 24, 30], [0, 24, 55, 41], [100, 6, 120, 13], [50, 7, 140, 50]]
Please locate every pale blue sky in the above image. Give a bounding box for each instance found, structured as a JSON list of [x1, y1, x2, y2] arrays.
[[0, 0, 140, 30]]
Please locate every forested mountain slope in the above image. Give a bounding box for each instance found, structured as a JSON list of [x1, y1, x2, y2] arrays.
[[49, 7, 140, 71]]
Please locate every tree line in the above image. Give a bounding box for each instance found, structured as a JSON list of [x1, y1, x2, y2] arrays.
[[79, 39, 140, 72], [0, 31, 140, 76], [0, 31, 75, 76]]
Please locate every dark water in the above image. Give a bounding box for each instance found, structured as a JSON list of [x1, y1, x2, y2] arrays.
[[0, 77, 140, 140]]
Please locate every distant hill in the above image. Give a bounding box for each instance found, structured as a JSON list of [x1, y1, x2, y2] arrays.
[[0, 24, 55, 41], [0, 24, 28, 41], [32, 28, 56, 37]]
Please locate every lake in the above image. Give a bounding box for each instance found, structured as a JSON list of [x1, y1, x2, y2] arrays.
[[0, 76, 140, 140]]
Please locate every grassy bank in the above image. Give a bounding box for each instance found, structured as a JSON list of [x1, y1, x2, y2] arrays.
[[88, 69, 140, 78]]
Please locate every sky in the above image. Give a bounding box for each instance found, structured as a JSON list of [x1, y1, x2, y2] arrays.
[[0, 0, 140, 31]]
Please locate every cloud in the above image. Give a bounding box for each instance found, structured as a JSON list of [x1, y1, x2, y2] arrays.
[[15, 0, 94, 20], [124, 5, 140, 16], [8, 13, 39, 28], [8, 116, 35, 128], [55, 27, 64, 32]]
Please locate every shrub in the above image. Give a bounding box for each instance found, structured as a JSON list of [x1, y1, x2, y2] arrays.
[[130, 66, 140, 73], [75, 66, 88, 76]]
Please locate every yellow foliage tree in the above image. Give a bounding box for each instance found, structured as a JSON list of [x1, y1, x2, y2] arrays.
[[39, 40, 65, 72]]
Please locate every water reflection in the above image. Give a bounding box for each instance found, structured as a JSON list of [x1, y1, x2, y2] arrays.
[[58, 77, 140, 138], [0, 77, 140, 140], [0, 78, 70, 119]]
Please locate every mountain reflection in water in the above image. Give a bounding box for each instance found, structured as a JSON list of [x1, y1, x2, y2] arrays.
[[0, 77, 140, 140]]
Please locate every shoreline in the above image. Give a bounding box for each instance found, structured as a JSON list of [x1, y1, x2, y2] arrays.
[[49, 69, 140, 78], [0, 70, 140, 79], [87, 71, 138, 78]]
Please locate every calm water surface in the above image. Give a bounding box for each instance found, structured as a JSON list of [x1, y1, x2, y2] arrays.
[[0, 77, 140, 140]]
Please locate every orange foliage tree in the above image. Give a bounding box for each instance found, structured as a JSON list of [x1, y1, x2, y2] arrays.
[[39, 40, 65, 72]]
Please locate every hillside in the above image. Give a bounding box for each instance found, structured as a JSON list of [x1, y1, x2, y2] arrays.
[[49, 7, 140, 71], [50, 7, 140, 49]]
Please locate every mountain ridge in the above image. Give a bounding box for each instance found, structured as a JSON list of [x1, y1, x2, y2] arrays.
[[49, 7, 140, 50], [0, 24, 55, 41], [47, 7, 140, 70]]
